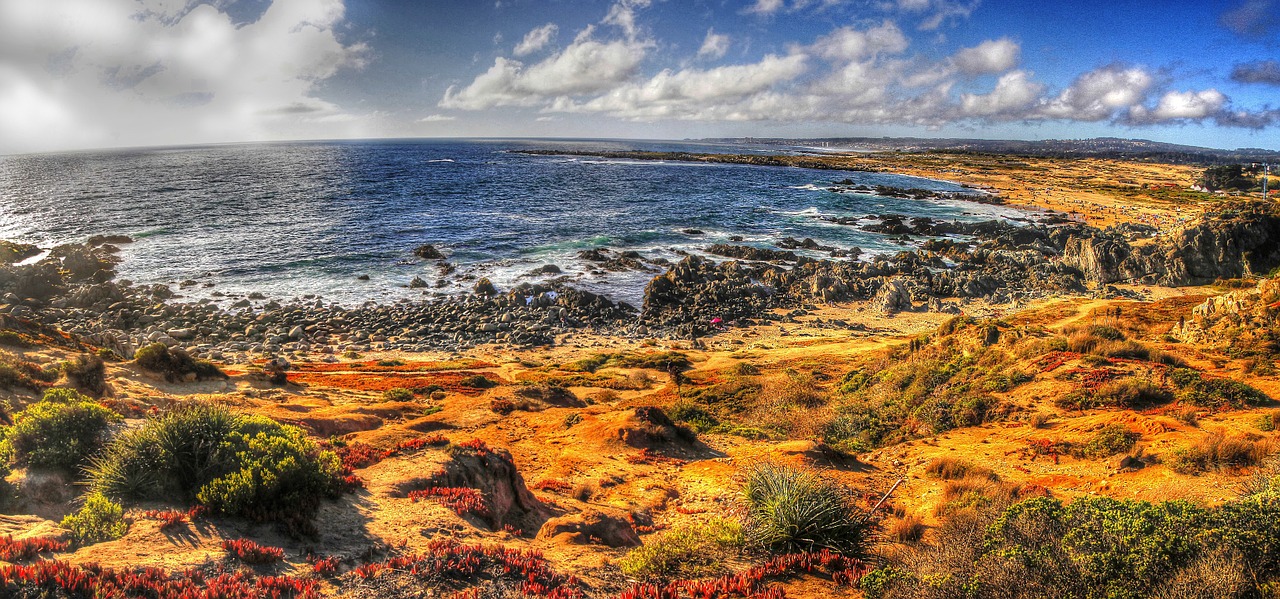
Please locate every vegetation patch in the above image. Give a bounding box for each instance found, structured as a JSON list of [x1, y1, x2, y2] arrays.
[[618, 518, 746, 580], [61, 492, 128, 545], [742, 462, 873, 556], [1, 387, 120, 472], [1076, 425, 1140, 459], [133, 342, 225, 383], [88, 404, 344, 533]]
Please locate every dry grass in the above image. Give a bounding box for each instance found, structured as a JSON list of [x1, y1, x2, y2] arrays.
[[924, 457, 996, 481], [886, 515, 926, 544], [1169, 432, 1272, 473]]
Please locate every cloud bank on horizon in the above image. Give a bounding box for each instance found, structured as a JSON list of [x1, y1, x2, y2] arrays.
[[1, 0, 1279, 154]]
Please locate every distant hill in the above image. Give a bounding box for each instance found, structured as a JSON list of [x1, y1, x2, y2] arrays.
[[697, 136, 1280, 165]]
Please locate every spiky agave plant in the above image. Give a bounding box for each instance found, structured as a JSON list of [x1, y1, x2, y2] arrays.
[[742, 461, 874, 557]]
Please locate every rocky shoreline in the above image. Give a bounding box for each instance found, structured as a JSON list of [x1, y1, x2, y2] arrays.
[[2, 204, 1279, 363]]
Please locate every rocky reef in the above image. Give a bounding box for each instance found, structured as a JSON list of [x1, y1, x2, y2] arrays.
[[2, 206, 1277, 360]]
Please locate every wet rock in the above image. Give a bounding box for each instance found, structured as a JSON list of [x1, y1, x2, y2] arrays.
[[409, 276, 428, 289], [414, 244, 446, 260], [473, 278, 497, 295]]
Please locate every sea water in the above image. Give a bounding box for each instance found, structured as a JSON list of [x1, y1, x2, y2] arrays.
[[0, 138, 1027, 307]]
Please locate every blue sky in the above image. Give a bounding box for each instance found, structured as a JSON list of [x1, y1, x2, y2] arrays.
[[1, 0, 1278, 153]]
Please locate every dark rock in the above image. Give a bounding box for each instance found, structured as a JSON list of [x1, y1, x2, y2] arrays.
[[414, 244, 446, 260], [473, 278, 497, 295]]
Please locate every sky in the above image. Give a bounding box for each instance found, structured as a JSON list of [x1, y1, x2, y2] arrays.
[[1, 0, 1279, 154]]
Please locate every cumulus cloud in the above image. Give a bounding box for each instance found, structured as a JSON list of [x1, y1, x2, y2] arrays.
[[810, 21, 909, 62], [560, 52, 809, 119], [514, 23, 557, 56], [0, 0, 366, 154], [1039, 65, 1155, 121], [959, 70, 1044, 117], [1232, 60, 1280, 86], [698, 29, 731, 59], [441, 1, 652, 110], [440, 9, 1278, 132], [952, 38, 1020, 75], [1147, 89, 1228, 120]]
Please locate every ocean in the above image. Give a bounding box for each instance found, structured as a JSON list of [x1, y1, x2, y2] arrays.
[[0, 139, 1028, 308]]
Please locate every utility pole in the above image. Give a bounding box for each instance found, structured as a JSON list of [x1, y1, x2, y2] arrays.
[[1265, 163, 1271, 200]]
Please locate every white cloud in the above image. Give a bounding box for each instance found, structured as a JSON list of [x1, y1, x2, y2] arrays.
[[810, 21, 909, 62], [514, 23, 557, 56], [959, 70, 1044, 117], [698, 29, 730, 59], [603, 0, 651, 40], [952, 38, 1019, 75], [418, 114, 456, 122], [746, 0, 786, 15], [441, 2, 652, 111], [1039, 65, 1155, 121], [562, 52, 809, 119], [897, 0, 980, 30], [1130, 89, 1228, 122], [0, 0, 366, 154]]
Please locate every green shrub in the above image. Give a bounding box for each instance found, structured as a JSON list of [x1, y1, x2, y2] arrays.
[[1170, 369, 1270, 408], [88, 405, 342, 531], [0, 357, 58, 391], [867, 488, 1280, 598], [382, 387, 414, 402], [133, 342, 225, 383], [1077, 425, 1139, 458], [1, 388, 120, 471], [459, 374, 496, 388], [742, 462, 872, 556], [618, 518, 743, 579], [61, 492, 128, 545], [668, 402, 720, 433], [64, 353, 107, 396], [1059, 377, 1173, 410], [0, 331, 29, 347]]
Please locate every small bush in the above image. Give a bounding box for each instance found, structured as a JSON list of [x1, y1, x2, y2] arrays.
[[618, 518, 744, 579], [668, 402, 720, 433], [382, 387, 414, 402], [742, 462, 872, 556], [1028, 412, 1052, 428], [2, 388, 120, 471], [1059, 377, 1173, 410], [0, 331, 29, 347], [1170, 369, 1270, 408], [1078, 425, 1140, 459], [61, 492, 127, 545], [64, 354, 107, 396], [134, 343, 225, 383], [562, 413, 582, 428], [88, 405, 343, 532], [459, 374, 496, 389]]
